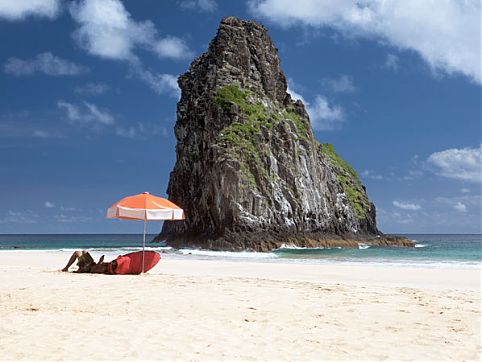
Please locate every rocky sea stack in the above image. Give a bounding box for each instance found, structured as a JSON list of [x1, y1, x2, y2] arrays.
[[157, 17, 412, 251]]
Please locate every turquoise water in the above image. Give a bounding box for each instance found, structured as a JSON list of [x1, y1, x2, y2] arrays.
[[0, 234, 157, 251], [274, 234, 482, 267], [0, 234, 480, 268]]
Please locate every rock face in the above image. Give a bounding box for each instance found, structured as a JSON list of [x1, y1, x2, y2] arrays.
[[158, 17, 412, 251]]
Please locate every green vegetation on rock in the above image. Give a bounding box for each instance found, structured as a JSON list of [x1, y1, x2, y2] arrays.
[[214, 83, 309, 137], [214, 84, 369, 221], [321, 143, 370, 220], [214, 84, 309, 188], [284, 109, 309, 140], [215, 84, 271, 127]]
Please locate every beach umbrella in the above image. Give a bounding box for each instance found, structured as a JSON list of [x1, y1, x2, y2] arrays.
[[107, 192, 184, 273]]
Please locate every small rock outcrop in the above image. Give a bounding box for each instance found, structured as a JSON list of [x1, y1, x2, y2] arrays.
[[157, 17, 412, 251]]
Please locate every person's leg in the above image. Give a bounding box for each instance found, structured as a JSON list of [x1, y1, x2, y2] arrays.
[[75, 251, 96, 273], [90, 262, 110, 274], [61, 250, 82, 272]]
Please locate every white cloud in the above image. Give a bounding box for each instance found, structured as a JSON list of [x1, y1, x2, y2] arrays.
[[393, 200, 421, 211], [0, 111, 69, 140], [44, 201, 55, 208], [427, 145, 482, 183], [378, 208, 416, 226], [179, 0, 217, 12], [69, 0, 152, 60], [60, 206, 77, 211], [69, 0, 192, 61], [307, 95, 344, 130], [0, 210, 39, 224], [0, 0, 61, 20], [154, 36, 194, 60], [435, 195, 480, 211], [461, 188, 470, 194], [249, 0, 481, 84], [4, 52, 86, 76], [287, 80, 344, 131], [57, 100, 114, 127], [68, 0, 187, 95], [132, 66, 180, 98], [287, 84, 307, 104], [385, 53, 399, 71], [116, 126, 139, 139], [82, 102, 114, 125], [362, 170, 383, 180], [58, 101, 81, 122], [116, 122, 166, 140], [57, 100, 165, 139], [402, 169, 424, 181], [453, 202, 467, 213], [379, 196, 481, 233], [75, 82, 110, 95], [55, 214, 91, 223], [33, 130, 64, 139], [322, 74, 357, 93]]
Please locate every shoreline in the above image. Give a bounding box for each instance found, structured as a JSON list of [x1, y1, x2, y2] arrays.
[[1, 251, 480, 290], [1, 251, 480, 360], [159, 232, 415, 251], [1, 247, 480, 271]]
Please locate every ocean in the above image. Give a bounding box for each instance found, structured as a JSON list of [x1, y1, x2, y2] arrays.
[[0, 234, 480, 269]]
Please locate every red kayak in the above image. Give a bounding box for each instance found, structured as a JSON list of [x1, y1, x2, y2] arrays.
[[109, 251, 161, 275]]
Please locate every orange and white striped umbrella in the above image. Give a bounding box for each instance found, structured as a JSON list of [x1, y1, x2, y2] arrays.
[[107, 192, 184, 221], [106, 192, 184, 273]]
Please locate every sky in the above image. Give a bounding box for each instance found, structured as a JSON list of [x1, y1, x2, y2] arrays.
[[0, 0, 480, 234]]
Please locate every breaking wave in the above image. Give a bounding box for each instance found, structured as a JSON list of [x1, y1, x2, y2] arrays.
[[178, 249, 277, 259]]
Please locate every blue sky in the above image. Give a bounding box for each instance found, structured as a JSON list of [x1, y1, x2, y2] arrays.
[[0, 0, 480, 234]]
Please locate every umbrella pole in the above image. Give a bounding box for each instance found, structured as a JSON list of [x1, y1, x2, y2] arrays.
[[142, 218, 146, 274]]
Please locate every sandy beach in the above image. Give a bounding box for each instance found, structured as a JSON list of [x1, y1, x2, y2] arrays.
[[0, 251, 480, 361]]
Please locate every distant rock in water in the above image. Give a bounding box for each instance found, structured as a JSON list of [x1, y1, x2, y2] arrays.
[[157, 16, 412, 251]]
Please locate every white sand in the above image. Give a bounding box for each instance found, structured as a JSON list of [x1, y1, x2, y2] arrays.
[[0, 251, 480, 361]]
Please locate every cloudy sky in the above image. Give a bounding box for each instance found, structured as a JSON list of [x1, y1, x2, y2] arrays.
[[0, 0, 480, 234]]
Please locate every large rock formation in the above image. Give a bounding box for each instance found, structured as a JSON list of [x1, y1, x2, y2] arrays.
[[157, 17, 412, 251]]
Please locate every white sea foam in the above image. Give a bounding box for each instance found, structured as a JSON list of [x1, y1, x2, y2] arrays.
[[279, 243, 306, 249], [260, 257, 482, 270], [56, 248, 83, 253], [277, 243, 326, 250], [0, 246, 174, 255], [89, 246, 173, 252], [358, 243, 371, 250], [414, 244, 428, 248], [1, 248, 480, 269], [178, 248, 277, 259]]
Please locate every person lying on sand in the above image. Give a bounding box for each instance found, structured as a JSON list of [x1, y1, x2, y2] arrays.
[[62, 250, 161, 274], [61, 250, 112, 273]]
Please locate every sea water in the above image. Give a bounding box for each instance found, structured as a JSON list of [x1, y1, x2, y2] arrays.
[[0, 234, 480, 269]]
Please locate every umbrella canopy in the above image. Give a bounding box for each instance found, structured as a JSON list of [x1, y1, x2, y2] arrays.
[[107, 192, 184, 221], [107, 192, 184, 273]]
